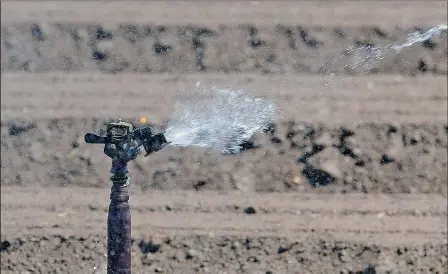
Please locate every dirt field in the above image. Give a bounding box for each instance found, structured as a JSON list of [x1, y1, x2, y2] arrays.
[[2, 187, 447, 273], [1, 1, 447, 273]]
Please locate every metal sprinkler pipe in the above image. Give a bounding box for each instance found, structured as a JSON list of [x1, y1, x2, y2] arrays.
[[84, 120, 169, 274]]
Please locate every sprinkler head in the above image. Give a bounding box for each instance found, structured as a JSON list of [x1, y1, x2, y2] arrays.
[[84, 120, 170, 168]]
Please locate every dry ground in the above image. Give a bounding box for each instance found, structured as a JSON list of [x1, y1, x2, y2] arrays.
[[1, 1, 447, 273], [1, 187, 447, 273], [1, 74, 447, 195], [2, 2, 446, 26]]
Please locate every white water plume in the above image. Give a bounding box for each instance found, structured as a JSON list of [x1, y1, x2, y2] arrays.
[[348, 24, 447, 70], [392, 24, 447, 52], [349, 44, 387, 71], [164, 83, 276, 154]]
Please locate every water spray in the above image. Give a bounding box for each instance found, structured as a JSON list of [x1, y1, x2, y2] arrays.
[[348, 24, 448, 71], [84, 120, 169, 274], [164, 83, 276, 154]]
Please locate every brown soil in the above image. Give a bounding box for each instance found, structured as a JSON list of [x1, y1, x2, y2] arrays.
[[2, 22, 447, 75], [1, 187, 447, 273], [1, 74, 447, 195], [1, 3, 447, 75], [2, 2, 446, 27], [1, 2, 447, 274]]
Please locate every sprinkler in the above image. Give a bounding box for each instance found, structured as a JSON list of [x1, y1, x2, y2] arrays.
[[84, 120, 169, 274]]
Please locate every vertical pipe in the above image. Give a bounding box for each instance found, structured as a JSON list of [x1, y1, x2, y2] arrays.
[[107, 173, 131, 274]]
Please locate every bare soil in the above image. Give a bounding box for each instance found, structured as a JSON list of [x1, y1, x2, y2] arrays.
[[1, 2, 447, 274], [1, 187, 447, 273], [1, 74, 447, 195], [2, 2, 447, 27], [2, 22, 447, 75], [1, 3, 447, 76]]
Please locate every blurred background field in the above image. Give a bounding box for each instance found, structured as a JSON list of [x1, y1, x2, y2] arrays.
[[1, 1, 447, 273]]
